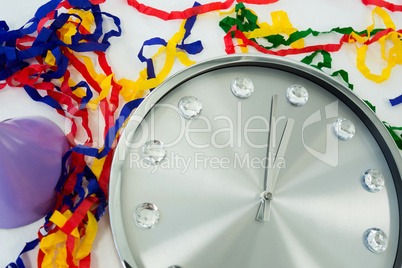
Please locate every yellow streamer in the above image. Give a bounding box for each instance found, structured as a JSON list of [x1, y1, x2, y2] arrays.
[[91, 152, 107, 179], [355, 7, 402, 83], [76, 211, 98, 260], [244, 11, 304, 49], [68, 9, 94, 32], [40, 210, 72, 268], [218, 6, 235, 16], [68, 17, 196, 110], [119, 18, 196, 102], [57, 9, 94, 45], [69, 78, 87, 98], [40, 209, 97, 267], [54, 246, 69, 268], [45, 50, 57, 66], [238, 38, 248, 53]]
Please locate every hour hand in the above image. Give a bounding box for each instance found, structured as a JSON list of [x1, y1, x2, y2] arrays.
[[256, 191, 273, 221], [267, 118, 294, 193]]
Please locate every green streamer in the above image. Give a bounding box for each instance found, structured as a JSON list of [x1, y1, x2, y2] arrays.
[[219, 3, 385, 50], [301, 50, 332, 70], [364, 99, 376, 112], [301, 50, 354, 90], [220, 3, 259, 38], [383, 122, 402, 150], [331, 70, 354, 90]]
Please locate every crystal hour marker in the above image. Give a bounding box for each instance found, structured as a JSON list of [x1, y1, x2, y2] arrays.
[[141, 140, 166, 165], [332, 118, 355, 140], [231, 77, 254, 98], [362, 169, 385, 193], [286, 84, 308, 106], [364, 228, 388, 253], [178, 96, 202, 119], [134, 203, 160, 229]]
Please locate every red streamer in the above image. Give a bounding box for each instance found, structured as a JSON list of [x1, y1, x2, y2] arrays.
[[60, 197, 98, 234], [98, 147, 115, 199], [237, 0, 279, 4], [89, 0, 106, 4], [362, 0, 402, 12], [224, 25, 402, 58], [126, 0, 280, 20], [6, 60, 94, 147], [224, 26, 347, 56], [126, 0, 235, 20]]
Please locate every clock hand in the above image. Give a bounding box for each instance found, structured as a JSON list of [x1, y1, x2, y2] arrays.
[[255, 94, 277, 222], [267, 118, 294, 193], [256, 117, 294, 222], [256, 190, 273, 221], [264, 94, 278, 189]]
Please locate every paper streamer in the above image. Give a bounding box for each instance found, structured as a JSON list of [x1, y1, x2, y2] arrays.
[[127, 0, 235, 20], [6, 239, 40, 268], [354, 7, 402, 83], [389, 94, 402, 106], [221, 4, 402, 83], [362, 0, 402, 12], [89, 0, 106, 4], [127, 0, 280, 21], [364, 99, 377, 112], [220, 4, 345, 55], [224, 24, 350, 56], [301, 50, 354, 90], [0, 1, 122, 147], [237, 0, 279, 3], [383, 122, 402, 150]]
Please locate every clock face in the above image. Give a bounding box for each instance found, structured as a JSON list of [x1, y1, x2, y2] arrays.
[[109, 55, 402, 268]]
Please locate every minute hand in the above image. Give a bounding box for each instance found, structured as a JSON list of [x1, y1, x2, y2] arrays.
[[255, 95, 277, 222], [256, 117, 294, 222]]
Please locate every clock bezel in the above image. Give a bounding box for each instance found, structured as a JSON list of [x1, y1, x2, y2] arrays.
[[109, 54, 402, 268]]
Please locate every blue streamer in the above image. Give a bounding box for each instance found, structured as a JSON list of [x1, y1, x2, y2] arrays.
[[24, 85, 63, 110], [389, 94, 402, 106], [71, 81, 93, 109], [0, 1, 122, 81], [54, 97, 144, 224], [136, 2, 203, 92], [58, 98, 144, 166], [6, 239, 40, 268]]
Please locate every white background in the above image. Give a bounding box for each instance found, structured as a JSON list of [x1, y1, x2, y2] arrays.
[[0, 0, 402, 267]]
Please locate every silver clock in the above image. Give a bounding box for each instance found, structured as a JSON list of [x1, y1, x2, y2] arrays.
[[109, 54, 402, 268]]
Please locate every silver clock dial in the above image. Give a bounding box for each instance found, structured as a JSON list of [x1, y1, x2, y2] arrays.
[[110, 55, 402, 268]]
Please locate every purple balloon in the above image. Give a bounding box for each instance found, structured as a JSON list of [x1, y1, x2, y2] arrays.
[[0, 116, 69, 229]]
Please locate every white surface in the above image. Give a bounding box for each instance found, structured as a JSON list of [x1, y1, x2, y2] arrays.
[[0, 0, 402, 267]]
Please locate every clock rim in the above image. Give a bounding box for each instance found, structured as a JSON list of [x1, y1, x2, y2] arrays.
[[109, 54, 402, 268]]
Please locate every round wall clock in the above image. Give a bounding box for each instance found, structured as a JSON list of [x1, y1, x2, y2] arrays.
[[109, 54, 402, 268]]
